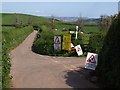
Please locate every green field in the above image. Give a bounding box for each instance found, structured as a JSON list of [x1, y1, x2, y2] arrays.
[[56, 23, 76, 30], [2, 13, 60, 26], [83, 25, 100, 33]]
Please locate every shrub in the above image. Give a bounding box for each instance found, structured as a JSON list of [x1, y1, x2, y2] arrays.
[[96, 13, 120, 88], [88, 32, 106, 53], [32, 26, 54, 55]]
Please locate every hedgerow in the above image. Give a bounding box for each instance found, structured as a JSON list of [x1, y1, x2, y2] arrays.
[[96, 13, 120, 88]]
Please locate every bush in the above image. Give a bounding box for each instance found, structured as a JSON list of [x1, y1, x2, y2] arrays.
[[71, 32, 106, 55], [32, 26, 54, 55], [32, 25, 78, 57], [88, 32, 106, 53], [96, 13, 120, 88]]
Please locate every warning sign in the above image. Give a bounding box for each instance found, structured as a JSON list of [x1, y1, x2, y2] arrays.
[[54, 36, 61, 50], [62, 34, 71, 51], [63, 34, 71, 42], [74, 45, 83, 56], [85, 52, 98, 70], [62, 42, 71, 51]]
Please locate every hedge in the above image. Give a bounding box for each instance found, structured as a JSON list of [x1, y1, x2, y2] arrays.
[[96, 13, 120, 88]]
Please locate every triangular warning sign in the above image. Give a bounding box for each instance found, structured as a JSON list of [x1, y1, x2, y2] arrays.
[[87, 55, 96, 64], [54, 36, 60, 44]]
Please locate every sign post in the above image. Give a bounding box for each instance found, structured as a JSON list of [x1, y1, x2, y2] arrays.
[[75, 26, 79, 40]]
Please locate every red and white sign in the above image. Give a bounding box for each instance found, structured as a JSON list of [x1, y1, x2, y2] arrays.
[[74, 45, 83, 56], [85, 52, 98, 70], [54, 36, 61, 50]]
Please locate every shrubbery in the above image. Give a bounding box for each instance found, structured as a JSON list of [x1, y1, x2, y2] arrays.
[[96, 13, 120, 88], [71, 32, 106, 56], [32, 26, 55, 55], [88, 32, 106, 53]]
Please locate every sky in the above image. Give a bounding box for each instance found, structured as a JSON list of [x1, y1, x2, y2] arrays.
[[2, 1, 119, 18]]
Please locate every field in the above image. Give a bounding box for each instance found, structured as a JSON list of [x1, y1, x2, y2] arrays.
[[83, 25, 100, 33], [2, 13, 59, 26], [56, 23, 76, 30]]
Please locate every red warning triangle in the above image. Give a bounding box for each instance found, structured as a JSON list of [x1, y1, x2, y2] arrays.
[[87, 55, 96, 64], [54, 36, 60, 44]]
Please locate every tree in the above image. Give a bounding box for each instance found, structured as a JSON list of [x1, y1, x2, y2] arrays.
[[50, 15, 56, 29], [15, 13, 21, 28], [99, 15, 111, 31], [76, 14, 84, 31], [28, 17, 33, 25], [96, 13, 120, 88]]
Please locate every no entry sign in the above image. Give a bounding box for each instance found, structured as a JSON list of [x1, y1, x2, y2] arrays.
[[85, 52, 98, 70]]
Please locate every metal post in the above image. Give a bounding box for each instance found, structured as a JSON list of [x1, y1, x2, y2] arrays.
[[75, 26, 78, 40]]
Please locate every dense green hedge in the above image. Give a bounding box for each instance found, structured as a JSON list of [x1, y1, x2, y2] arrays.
[[2, 26, 33, 88], [88, 32, 106, 53], [32, 26, 55, 55], [96, 13, 120, 88], [71, 32, 106, 56]]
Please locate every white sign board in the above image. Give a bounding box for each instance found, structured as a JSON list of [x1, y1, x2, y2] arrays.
[[74, 45, 83, 56], [54, 36, 61, 50], [85, 52, 98, 70], [70, 31, 75, 34]]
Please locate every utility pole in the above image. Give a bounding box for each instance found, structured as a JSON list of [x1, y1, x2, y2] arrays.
[[75, 26, 79, 40]]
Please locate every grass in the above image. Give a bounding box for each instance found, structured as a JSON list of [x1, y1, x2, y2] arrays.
[[2, 13, 56, 26], [83, 25, 100, 33], [56, 23, 76, 31], [2, 26, 33, 88]]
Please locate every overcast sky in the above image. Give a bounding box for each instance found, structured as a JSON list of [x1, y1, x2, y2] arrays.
[[2, 2, 118, 18]]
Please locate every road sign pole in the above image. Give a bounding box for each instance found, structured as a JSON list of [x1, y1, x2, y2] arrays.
[[75, 26, 78, 40]]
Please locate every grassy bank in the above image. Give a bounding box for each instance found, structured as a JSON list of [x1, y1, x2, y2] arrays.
[[2, 26, 33, 88]]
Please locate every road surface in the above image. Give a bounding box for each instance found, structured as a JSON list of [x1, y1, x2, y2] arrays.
[[10, 30, 98, 88]]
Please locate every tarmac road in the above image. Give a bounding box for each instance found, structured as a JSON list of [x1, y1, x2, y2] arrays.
[[10, 30, 98, 88]]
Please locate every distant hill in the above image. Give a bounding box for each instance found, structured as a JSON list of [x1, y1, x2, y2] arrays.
[[1, 13, 61, 26], [53, 16, 100, 25]]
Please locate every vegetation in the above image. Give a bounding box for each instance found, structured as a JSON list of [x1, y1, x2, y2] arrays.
[[32, 26, 54, 55], [2, 26, 33, 88], [83, 25, 100, 33], [2, 13, 56, 27], [99, 15, 112, 32], [96, 13, 120, 88], [32, 25, 105, 57]]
